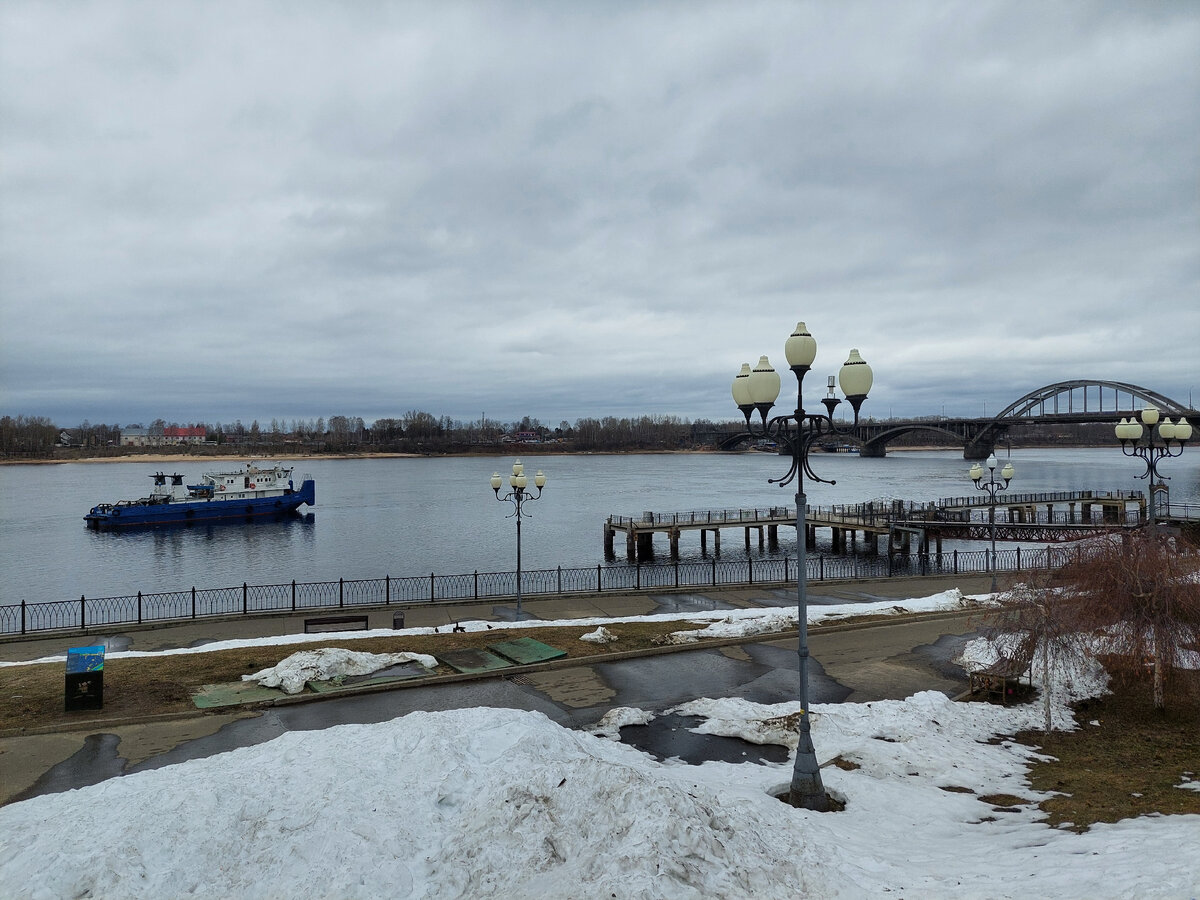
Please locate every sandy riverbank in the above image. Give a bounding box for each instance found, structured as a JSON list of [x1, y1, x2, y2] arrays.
[[0, 453, 422, 465]]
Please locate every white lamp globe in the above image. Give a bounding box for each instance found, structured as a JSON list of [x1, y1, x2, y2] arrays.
[[784, 322, 817, 370], [732, 363, 754, 407], [748, 356, 782, 406], [838, 349, 873, 399]]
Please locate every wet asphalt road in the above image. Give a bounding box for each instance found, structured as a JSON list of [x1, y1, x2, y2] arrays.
[[9, 606, 981, 803]]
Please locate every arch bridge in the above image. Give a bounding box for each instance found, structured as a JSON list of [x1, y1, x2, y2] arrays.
[[719, 380, 1194, 459]]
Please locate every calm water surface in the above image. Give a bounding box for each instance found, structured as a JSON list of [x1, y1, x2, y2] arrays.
[[1, 448, 1197, 604]]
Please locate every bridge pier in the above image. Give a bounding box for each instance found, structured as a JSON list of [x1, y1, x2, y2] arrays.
[[744, 526, 766, 550], [637, 532, 654, 560]]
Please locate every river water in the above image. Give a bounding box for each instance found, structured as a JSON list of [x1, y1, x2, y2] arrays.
[[1, 448, 1198, 605]]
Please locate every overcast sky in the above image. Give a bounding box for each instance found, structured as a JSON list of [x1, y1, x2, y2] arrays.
[[1, 1, 1197, 429]]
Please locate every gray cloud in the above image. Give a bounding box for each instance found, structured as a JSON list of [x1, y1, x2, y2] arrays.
[[2, 1, 1197, 429]]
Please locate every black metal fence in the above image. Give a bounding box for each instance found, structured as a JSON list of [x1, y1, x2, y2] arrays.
[[1, 545, 1085, 636]]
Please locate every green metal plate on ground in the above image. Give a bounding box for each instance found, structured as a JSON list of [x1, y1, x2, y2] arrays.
[[307, 665, 429, 693], [487, 637, 567, 665], [192, 681, 286, 708], [436, 648, 514, 674]]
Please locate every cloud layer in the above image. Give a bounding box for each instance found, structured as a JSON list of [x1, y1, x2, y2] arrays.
[[2, 2, 1196, 427]]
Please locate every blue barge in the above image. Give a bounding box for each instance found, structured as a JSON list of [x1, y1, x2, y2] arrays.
[[85, 462, 315, 529]]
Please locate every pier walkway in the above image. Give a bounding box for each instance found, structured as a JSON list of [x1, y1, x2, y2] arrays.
[[605, 489, 1146, 560]]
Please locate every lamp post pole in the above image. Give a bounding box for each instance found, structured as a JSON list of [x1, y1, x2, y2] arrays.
[[969, 454, 1014, 594], [732, 322, 873, 811], [490, 460, 547, 621], [1116, 407, 1191, 537]]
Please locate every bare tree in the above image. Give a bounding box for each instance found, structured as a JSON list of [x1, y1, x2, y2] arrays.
[[1058, 533, 1200, 711], [988, 571, 1093, 732]]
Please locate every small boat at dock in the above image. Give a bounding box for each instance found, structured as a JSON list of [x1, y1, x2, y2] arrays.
[[85, 462, 315, 529]]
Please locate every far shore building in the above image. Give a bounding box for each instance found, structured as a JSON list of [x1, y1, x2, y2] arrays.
[[120, 426, 208, 447]]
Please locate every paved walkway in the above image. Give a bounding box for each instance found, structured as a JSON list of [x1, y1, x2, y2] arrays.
[[0, 574, 992, 663], [0, 575, 996, 805]]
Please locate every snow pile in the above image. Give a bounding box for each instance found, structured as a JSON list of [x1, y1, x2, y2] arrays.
[[242, 647, 438, 694], [3, 698, 1199, 897], [665, 609, 795, 643], [664, 588, 985, 644], [589, 706, 655, 740], [578, 625, 618, 644]]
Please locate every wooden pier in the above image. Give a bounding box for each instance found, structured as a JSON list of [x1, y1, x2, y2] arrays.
[[604, 490, 1145, 561]]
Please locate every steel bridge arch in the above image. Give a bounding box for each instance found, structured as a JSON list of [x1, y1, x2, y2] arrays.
[[993, 380, 1189, 420], [857, 379, 1192, 459]]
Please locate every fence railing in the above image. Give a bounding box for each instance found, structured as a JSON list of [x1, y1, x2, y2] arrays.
[[608, 492, 1150, 531], [1, 545, 1086, 636]]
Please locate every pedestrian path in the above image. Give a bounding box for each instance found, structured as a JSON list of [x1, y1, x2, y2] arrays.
[[0, 574, 993, 666]]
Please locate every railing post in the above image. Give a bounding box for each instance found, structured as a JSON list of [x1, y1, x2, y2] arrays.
[[243, 582, 248, 615], [386, 575, 391, 605], [1016, 546, 1021, 572], [474, 571, 479, 600], [597, 565, 602, 593], [21, 599, 26, 635], [953, 549, 958, 575], [339, 578, 344, 608], [712, 557, 717, 586], [138, 591, 143, 624], [558, 566, 562, 594], [819, 555, 824, 581], [636, 562, 640, 590], [784, 555, 789, 583], [292, 580, 297, 611], [674, 559, 679, 588], [748, 556, 753, 585], [430, 573, 435, 602], [80, 594, 85, 629], [192, 586, 197, 619]]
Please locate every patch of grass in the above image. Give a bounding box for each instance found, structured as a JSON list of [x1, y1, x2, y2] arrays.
[[1015, 670, 1200, 832], [0, 620, 709, 732]]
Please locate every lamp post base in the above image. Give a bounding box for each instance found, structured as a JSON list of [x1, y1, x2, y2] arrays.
[[786, 783, 831, 811], [786, 728, 831, 811]]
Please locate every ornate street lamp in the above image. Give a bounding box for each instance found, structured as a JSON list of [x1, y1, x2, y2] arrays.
[[969, 454, 1014, 593], [732, 321, 872, 811], [490, 460, 547, 621], [1116, 407, 1191, 536]]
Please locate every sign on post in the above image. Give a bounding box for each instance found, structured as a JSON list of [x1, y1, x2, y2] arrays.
[[65, 645, 106, 711]]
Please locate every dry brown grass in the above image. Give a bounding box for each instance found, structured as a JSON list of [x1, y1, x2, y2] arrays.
[[1014, 669, 1200, 831], [0, 620, 706, 732]]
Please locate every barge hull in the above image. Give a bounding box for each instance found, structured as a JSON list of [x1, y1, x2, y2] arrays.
[[85, 479, 315, 530]]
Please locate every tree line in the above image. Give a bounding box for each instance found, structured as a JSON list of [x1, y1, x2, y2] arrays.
[[0, 412, 726, 458], [2, 411, 1131, 459]]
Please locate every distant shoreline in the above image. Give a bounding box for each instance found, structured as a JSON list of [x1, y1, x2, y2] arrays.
[[0, 444, 1107, 466]]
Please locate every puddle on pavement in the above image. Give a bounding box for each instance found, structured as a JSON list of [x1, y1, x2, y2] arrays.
[[615, 712, 790, 766], [91, 635, 133, 652], [648, 594, 738, 614]]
